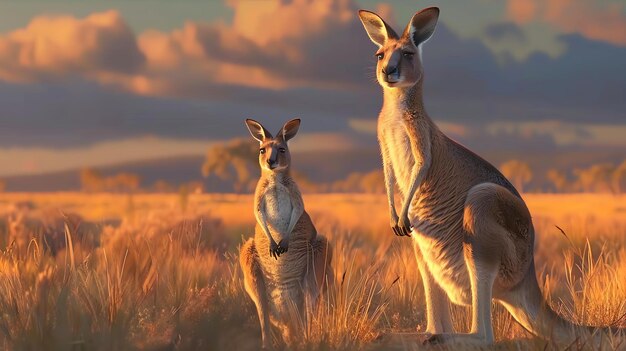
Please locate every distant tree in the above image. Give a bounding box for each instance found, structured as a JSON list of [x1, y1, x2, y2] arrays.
[[330, 170, 384, 193], [574, 163, 614, 192], [179, 184, 190, 213], [153, 180, 174, 193], [331, 173, 360, 193], [81, 169, 141, 193], [80, 168, 104, 192], [546, 169, 568, 193], [109, 173, 141, 193], [202, 138, 258, 193], [125, 192, 136, 223], [611, 160, 626, 194], [292, 170, 325, 193], [359, 170, 384, 194], [500, 160, 533, 192], [0, 179, 5, 192], [186, 181, 205, 194]]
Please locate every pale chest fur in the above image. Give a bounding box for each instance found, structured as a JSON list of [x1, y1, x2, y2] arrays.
[[262, 181, 296, 240], [378, 105, 418, 196]]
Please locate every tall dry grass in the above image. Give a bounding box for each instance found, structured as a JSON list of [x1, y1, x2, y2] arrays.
[[0, 193, 624, 350]]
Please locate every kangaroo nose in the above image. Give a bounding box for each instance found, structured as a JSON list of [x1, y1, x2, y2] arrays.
[[382, 66, 398, 75]]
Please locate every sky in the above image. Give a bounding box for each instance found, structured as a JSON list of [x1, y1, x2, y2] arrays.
[[0, 0, 625, 177]]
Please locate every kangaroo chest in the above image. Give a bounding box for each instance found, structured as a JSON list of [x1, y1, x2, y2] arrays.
[[263, 183, 293, 236], [379, 115, 417, 196]]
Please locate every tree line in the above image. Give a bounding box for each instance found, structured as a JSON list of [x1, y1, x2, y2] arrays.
[[500, 159, 626, 194], [201, 139, 626, 194], [2, 139, 622, 194]]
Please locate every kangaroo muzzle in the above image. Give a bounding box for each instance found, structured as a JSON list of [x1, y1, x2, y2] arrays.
[[382, 51, 401, 83], [266, 148, 278, 169]]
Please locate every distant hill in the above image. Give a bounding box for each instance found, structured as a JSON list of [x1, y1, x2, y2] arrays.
[[2, 146, 623, 192], [3, 155, 205, 192], [3, 149, 382, 192]]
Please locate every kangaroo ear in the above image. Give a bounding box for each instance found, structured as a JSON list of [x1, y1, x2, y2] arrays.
[[358, 10, 398, 47], [245, 119, 272, 142], [279, 118, 301, 142], [404, 7, 439, 47]]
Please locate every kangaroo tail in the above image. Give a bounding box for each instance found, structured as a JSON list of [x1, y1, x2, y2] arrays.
[[499, 262, 624, 345]]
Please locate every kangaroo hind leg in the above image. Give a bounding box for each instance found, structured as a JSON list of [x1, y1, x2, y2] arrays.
[[425, 231, 500, 345], [426, 182, 528, 345], [240, 238, 272, 349], [413, 240, 454, 335]]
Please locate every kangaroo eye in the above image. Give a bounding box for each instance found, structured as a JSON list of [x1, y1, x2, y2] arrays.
[[279, 148, 286, 153], [376, 53, 384, 60], [259, 148, 265, 154], [403, 52, 414, 59]]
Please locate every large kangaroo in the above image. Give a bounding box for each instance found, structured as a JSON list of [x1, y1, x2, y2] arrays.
[[240, 119, 333, 348], [358, 7, 622, 346]]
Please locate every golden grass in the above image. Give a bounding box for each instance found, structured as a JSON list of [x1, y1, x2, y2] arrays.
[[0, 192, 624, 350]]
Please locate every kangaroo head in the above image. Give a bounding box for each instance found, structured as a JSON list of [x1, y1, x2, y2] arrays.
[[245, 118, 301, 173], [358, 7, 439, 89]]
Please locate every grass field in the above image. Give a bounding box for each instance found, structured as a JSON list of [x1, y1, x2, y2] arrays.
[[0, 192, 625, 350]]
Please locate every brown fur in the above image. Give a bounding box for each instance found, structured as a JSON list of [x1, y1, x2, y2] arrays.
[[240, 119, 333, 348], [359, 7, 621, 346]]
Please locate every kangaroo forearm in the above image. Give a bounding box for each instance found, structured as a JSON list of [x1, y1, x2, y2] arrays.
[[400, 128, 431, 218], [399, 165, 424, 218], [382, 161, 397, 216], [385, 177, 396, 212], [387, 189, 398, 218], [255, 205, 273, 242]]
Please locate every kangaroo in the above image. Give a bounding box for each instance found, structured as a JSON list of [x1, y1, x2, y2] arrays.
[[358, 7, 623, 346], [239, 118, 333, 349]]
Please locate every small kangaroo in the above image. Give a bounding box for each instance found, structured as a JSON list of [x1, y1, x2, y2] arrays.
[[358, 7, 622, 346], [239, 118, 333, 348]]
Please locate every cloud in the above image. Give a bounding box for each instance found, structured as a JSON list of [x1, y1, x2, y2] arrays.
[[289, 132, 362, 152], [0, 2, 623, 116], [486, 120, 626, 147], [507, 0, 537, 24], [0, 10, 145, 83], [0, 0, 376, 94], [153, 0, 372, 90], [507, 0, 626, 46], [483, 22, 527, 44], [0, 136, 213, 176], [0, 77, 382, 150], [348, 118, 376, 134]]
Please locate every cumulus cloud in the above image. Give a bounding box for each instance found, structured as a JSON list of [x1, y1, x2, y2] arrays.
[[0, 10, 145, 82], [507, 0, 626, 46], [0, 0, 376, 94], [507, 0, 537, 24], [483, 22, 527, 44], [0, 136, 213, 176], [486, 120, 626, 147]]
